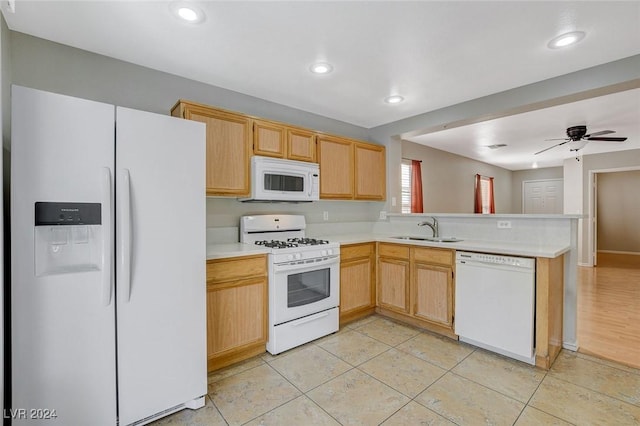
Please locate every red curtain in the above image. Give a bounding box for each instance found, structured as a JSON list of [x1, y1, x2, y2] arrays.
[[474, 174, 482, 213], [411, 160, 423, 213], [488, 177, 496, 214]]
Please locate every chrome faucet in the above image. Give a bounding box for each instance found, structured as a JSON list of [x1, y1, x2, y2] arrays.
[[418, 217, 439, 237]]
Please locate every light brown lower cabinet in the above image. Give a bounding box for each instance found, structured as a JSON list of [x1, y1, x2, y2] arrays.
[[339, 243, 376, 325], [206, 255, 268, 372], [377, 243, 456, 337]]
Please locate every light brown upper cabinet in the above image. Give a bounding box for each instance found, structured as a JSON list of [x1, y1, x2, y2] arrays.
[[286, 127, 316, 162], [172, 101, 251, 196], [317, 136, 386, 201], [253, 119, 285, 158], [354, 142, 386, 200], [252, 120, 316, 162], [172, 100, 383, 199], [317, 135, 354, 199]]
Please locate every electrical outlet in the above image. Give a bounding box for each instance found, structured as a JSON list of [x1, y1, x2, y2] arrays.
[[379, 211, 387, 220], [391, 197, 397, 207], [323, 211, 329, 221], [497, 220, 512, 229]]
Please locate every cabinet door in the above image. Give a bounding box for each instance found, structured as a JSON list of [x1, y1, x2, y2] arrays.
[[317, 135, 354, 199], [378, 257, 410, 314], [412, 263, 453, 326], [253, 119, 285, 158], [179, 105, 250, 196], [340, 257, 375, 316], [354, 142, 386, 200], [206, 278, 267, 361], [287, 128, 316, 162]]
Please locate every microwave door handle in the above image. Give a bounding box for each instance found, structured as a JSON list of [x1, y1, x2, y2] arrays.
[[308, 171, 312, 196]]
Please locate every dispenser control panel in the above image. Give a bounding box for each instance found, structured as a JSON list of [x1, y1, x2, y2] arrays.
[[35, 202, 101, 226]]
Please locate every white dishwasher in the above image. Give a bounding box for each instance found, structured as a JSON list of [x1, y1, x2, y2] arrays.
[[455, 251, 536, 365]]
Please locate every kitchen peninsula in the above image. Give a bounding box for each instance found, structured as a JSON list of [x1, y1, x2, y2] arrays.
[[206, 213, 578, 371]]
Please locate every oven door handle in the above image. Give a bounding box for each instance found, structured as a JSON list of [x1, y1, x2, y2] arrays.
[[273, 255, 339, 271], [292, 311, 329, 326]]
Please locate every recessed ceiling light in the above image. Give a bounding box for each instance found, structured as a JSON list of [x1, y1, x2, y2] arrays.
[[547, 31, 585, 49], [384, 95, 404, 104], [310, 63, 333, 74], [169, 2, 205, 24], [532, 162, 539, 169]]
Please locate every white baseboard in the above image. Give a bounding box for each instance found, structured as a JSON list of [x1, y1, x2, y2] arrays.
[[563, 342, 578, 352], [578, 262, 592, 267]]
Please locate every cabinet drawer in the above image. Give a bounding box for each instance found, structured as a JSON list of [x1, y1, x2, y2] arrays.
[[378, 243, 410, 260], [341, 243, 374, 261], [413, 247, 453, 266], [207, 255, 267, 283]]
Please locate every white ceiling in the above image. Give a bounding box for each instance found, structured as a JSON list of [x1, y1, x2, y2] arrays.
[[406, 88, 640, 170], [2, 1, 640, 170]]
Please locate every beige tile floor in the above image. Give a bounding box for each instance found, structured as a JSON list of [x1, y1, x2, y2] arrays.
[[153, 315, 640, 425]]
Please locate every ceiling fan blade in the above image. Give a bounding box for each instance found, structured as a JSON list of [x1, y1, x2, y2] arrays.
[[544, 138, 569, 141], [585, 137, 627, 142], [583, 130, 615, 138], [534, 140, 570, 155]]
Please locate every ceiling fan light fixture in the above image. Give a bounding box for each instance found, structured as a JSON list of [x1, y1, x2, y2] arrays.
[[310, 62, 333, 75], [169, 2, 205, 24], [384, 95, 404, 104], [547, 31, 585, 49]]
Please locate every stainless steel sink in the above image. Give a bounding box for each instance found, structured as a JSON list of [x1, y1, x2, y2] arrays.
[[391, 236, 462, 243]]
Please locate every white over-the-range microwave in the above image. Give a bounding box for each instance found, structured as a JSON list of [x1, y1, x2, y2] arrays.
[[239, 156, 319, 202]]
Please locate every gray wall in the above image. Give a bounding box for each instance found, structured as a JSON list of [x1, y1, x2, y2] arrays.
[[511, 167, 563, 213], [401, 140, 512, 213], [207, 198, 382, 229], [597, 170, 640, 254], [566, 148, 640, 264], [0, 14, 11, 413], [8, 31, 369, 144]]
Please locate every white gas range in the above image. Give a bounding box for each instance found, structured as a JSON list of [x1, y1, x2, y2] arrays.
[[240, 215, 340, 354]]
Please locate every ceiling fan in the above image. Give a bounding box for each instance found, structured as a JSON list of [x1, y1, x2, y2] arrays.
[[535, 125, 627, 155]]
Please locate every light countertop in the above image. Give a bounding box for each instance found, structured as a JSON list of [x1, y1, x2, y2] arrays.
[[206, 243, 270, 260], [208, 233, 570, 259]]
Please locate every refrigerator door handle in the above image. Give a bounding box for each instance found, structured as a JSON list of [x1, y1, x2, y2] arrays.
[[101, 167, 113, 306], [120, 168, 132, 302]]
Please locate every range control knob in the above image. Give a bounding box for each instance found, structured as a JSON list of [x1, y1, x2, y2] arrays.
[[287, 254, 294, 261], [295, 253, 302, 260], [327, 249, 333, 255], [321, 250, 327, 256]]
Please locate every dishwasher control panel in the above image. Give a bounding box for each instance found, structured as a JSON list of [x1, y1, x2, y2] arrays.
[[456, 251, 535, 269]]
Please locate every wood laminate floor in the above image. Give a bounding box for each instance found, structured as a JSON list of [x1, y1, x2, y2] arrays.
[[577, 252, 640, 369]]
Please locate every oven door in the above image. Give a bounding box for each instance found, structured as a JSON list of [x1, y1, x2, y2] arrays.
[[271, 255, 339, 325]]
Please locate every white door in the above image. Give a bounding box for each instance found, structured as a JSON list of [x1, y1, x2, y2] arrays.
[[523, 179, 564, 214], [115, 107, 207, 425], [11, 86, 117, 425]]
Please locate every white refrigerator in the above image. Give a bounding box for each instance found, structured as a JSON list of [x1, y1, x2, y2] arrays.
[[10, 85, 207, 425]]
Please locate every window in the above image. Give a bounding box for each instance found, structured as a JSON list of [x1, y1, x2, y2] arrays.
[[401, 161, 412, 213], [479, 177, 492, 214], [474, 174, 495, 214]]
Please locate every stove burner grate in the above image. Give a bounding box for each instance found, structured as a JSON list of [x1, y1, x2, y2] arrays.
[[255, 240, 299, 249], [287, 237, 329, 246]]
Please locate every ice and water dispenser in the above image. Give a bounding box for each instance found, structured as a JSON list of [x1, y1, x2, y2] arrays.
[[35, 202, 103, 276]]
